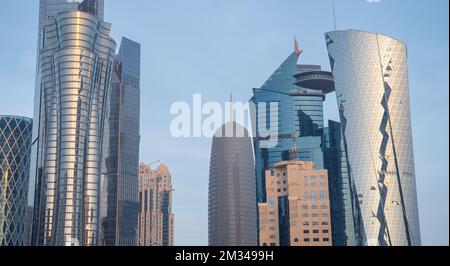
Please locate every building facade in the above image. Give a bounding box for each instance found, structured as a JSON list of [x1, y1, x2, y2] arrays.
[[324, 120, 357, 246], [99, 37, 141, 246], [0, 116, 33, 246], [258, 159, 332, 246], [138, 163, 174, 246], [325, 30, 421, 246], [208, 122, 258, 246], [31, 10, 116, 246], [251, 42, 335, 204]]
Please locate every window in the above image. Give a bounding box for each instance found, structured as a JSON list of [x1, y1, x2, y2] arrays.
[[322, 213, 328, 218], [323, 230, 329, 234], [321, 205, 328, 210], [294, 238, 299, 242], [319, 175, 326, 179], [323, 238, 330, 242], [320, 191, 327, 200], [304, 238, 310, 242], [302, 214, 309, 218], [312, 213, 318, 218], [313, 230, 319, 234], [310, 175, 317, 179], [322, 222, 328, 226], [302, 205, 308, 210], [311, 205, 318, 210], [303, 222, 309, 226], [320, 183, 326, 187], [312, 222, 319, 226], [313, 238, 320, 242], [311, 191, 317, 201], [303, 230, 310, 234]]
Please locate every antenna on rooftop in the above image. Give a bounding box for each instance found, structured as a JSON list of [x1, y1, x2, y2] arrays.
[[332, 0, 337, 31]]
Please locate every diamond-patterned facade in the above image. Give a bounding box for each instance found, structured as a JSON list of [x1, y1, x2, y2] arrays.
[[325, 30, 421, 246], [0, 115, 32, 246]]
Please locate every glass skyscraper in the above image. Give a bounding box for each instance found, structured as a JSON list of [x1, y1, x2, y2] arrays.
[[31, 9, 116, 246], [208, 122, 258, 246], [100, 37, 141, 246], [325, 30, 421, 246], [324, 120, 357, 246], [252, 42, 358, 246], [0, 116, 33, 246], [251, 44, 332, 204]]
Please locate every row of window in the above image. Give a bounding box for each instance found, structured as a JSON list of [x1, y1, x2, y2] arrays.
[[302, 238, 330, 242], [303, 229, 329, 234]]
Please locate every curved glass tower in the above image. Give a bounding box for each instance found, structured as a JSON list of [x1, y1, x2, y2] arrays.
[[325, 30, 421, 246], [208, 122, 257, 246], [32, 11, 116, 246], [0, 116, 33, 246]]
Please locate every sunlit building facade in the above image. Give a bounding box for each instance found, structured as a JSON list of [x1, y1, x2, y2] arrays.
[[31, 10, 116, 246], [325, 30, 421, 246], [258, 159, 332, 246], [0, 116, 33, 246], [138, 163, 174, 246]]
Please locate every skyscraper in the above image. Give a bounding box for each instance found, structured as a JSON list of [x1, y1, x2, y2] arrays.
[[138, 163, 174, 246], [258, 158, 332, 246], [0, 116, 33, 246], [324, 120, 357, 246], [208, 122, 258, 246], [251, 42, 335, 204], [99, 37, 141, 246], [325, 30, 421, 246], [31, 9, 116, 246]]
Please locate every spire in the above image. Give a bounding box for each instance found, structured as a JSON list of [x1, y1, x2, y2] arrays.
[[332, 0, 337, 31], [294, 36, 302, 55]]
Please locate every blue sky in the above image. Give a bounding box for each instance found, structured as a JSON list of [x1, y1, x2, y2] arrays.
[[0, 0, 448, 246]]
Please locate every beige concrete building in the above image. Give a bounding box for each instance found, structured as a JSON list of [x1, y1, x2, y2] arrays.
[[258, 160, 332, 246], [139, 163, 174, 246]]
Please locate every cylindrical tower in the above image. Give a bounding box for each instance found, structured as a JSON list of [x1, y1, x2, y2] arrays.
[[0, 115, 33, 246], [325, 30, 421, 246], [33, 11, 116, 246], [208, 122, 257, 246]]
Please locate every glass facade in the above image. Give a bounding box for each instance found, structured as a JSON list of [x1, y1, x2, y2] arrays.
[[251, 50, 326, 204], [208, 122, 258, 246], [325, 30, 421, 246], [100, 37, 141, 246], [32, 11, 116, 246], [0, 116, 33, 246], [324, 120, 357, 246]]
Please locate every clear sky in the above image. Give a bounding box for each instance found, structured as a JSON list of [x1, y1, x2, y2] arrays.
[[0, 0, 448, 246]]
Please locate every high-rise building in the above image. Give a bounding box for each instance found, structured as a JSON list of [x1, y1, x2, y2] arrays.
[[251, 41, 335, 204], [138, 163, 174, 246], [99, 37, 141, 246], [258, 157, 332, 246], [325, 30, 421, 246], [31, 10, 116, 246], [0, 116, 33, 246], [208, 122, 258, 246], [324, 120, 357, 246]]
